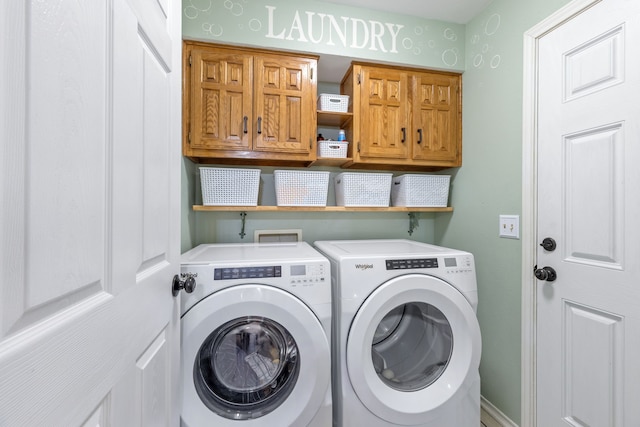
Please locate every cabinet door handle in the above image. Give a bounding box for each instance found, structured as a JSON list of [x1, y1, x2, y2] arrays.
[[401, 127, 406, 143], [243, 116, 248, 134], [257, 117, 262, 134], [417, 128, 423, 144]]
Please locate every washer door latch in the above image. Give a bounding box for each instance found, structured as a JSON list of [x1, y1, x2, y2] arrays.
[[172, 273, 197, 297]]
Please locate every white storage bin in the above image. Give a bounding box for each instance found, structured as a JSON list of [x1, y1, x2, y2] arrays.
[[317, 140, 348, 158], [335, 172, 392, 207], [317, 93, 349, 112], [274, 170, 330, 206], [200, 167, 261, 206], [391, 174, 451, 207]]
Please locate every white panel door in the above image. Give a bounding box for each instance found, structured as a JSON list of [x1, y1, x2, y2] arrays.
[[0, 0, 181, 425], [536, 0, 640, 425]]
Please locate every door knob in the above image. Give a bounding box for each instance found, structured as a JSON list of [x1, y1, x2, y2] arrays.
[[540, 237, 557, 251], [172, 273, 197, 297], [533, 265, 557, 282]]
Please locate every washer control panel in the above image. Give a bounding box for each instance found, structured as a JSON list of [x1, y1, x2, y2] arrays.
[[213, 263, 327, 285], [214, 266, 281, 280]]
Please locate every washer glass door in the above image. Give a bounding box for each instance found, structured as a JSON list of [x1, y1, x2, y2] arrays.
[[372, 302, 452, 391], [195, 316, 299, 420]]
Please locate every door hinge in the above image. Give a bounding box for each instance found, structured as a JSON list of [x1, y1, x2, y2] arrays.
[[357, 72, 362, 85], [189, 54, 192, 66], [311, 67, 314, 81], [188, 131, 191, 143], [357, 141, 361, 152]]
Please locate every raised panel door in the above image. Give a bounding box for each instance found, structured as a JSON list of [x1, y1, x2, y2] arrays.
[[411, 72, 461, 166], [254, 54, 316, 157], [189, 48, 252, 152], [0, 0, 181, 424], [536, 1, 640, 424], [358, 66, 409, 160]]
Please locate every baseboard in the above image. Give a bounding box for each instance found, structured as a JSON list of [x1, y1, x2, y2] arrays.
[[480, 395, 519, 427]]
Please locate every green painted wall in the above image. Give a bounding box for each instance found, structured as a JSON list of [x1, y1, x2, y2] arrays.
[[180, 0, 572, 424], [435, 0, 570, 423], [183, 0, 465, 71]]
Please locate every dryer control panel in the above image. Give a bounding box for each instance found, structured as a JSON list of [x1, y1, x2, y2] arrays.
[[386, 258, 438, 269], [385, 255, 474, 274]]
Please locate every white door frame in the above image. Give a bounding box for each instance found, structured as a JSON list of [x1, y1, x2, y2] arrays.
[[520, 1, 602, 426]]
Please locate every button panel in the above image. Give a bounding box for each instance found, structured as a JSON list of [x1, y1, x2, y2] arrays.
[[214, 266, 282, 280], [386, 258, 438, 270]]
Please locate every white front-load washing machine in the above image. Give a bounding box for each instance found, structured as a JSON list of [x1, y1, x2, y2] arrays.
[[314, 239, 481, 427], [180, 242, 331, 427]]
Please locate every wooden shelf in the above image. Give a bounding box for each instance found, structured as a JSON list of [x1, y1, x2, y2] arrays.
[[310, 157, 353, 167], [193, 205, 453, 212], [317, 110, 353, 127]]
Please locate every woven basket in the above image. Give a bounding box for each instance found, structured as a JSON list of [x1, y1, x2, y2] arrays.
[[318, 140, 348, 158], [335, 172, 392, 207], [391, 174, 450, 207], [274, 170, 330, 206], [317, 94, 349, 112], [200, 167, 260, 206]]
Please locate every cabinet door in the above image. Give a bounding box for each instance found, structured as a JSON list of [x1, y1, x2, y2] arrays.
[[411, 72, 461, 166], [254, 54, 316, 157], [358, 67, 409, 160], [190, 49, 252, 151]]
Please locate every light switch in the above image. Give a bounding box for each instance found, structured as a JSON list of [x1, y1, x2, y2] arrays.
[[499, 215, 519, 239]]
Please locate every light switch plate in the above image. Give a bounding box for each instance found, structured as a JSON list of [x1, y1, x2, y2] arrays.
[[499, 215, 520, 239]]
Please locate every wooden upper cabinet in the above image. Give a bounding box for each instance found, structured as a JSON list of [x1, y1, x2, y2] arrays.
[[254, 55, 315, 155], [183, 42, 318, 165], [411, 72, 461, 166], [342, 62, 462, 170], [189, 49, 252, 151], [358, 66, 409, 160]]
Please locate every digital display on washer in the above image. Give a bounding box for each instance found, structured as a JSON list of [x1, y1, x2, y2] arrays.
[[214, 266, 282, 280], [444, 257, 457, 267], [386, 258, 438, 270], [290, 265, 306, 276]]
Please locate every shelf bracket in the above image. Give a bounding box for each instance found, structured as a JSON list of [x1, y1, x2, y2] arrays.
[[408, 212, 419, 236], [239, 211, 247, 239]]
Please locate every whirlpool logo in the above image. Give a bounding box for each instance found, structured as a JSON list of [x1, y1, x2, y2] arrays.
[[355, 263, 374, 270]]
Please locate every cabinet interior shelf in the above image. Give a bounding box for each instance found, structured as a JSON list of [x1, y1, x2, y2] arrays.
[[193, 205, 453, 212], [317, 110, 353, 127]]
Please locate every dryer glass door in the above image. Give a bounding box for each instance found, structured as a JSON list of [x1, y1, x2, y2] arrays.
[[194, 316, 300, 420], [372, 302, 452, 391], [346, 273, 481, 425]]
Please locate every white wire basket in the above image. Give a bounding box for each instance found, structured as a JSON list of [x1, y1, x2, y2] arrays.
[[200, 167, 261, 206], [317, 140, 348, 158], [335, 172, 392, 207], [317, 94, 349, 112], [391, 174, 450, 207], [274, 170, 330, 206]]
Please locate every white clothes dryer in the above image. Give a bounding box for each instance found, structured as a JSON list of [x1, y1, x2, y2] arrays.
[[180, 242, 331, 427], [314, 239, 481, 427]]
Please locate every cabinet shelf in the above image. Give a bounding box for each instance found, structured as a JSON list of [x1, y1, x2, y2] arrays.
[[193, 205, 453, 212], [310, 157, 353, 167], [317, 110, 352, 127]]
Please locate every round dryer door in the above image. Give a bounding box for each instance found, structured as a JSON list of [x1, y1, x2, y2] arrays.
[[346, 274, 481, 425], [181, 284, 330, 426]]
